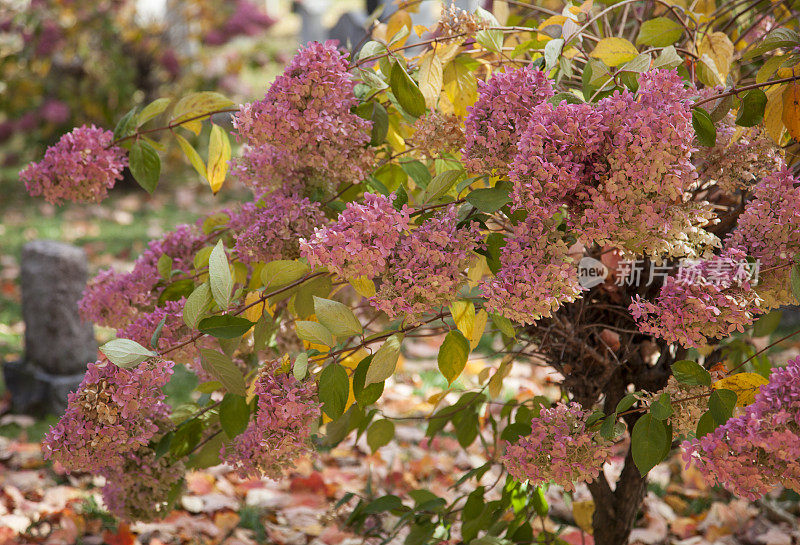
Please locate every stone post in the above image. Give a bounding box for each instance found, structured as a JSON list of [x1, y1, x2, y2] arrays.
[[3, 240, 96, 414]]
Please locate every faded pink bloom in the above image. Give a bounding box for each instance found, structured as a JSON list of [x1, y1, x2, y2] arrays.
[[503, 402, 612, 491], [222, 367, 320, 479], [301, 193, 410, 280], [20, 125, 127, 204], [42, 359, 174, 473], [682, 356, 800, 500]]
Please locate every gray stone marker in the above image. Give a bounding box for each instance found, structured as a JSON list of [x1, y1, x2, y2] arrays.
[[3, 240, 96, 414]]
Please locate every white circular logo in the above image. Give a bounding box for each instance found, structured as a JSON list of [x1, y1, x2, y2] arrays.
[[577, 257, 608, 288]]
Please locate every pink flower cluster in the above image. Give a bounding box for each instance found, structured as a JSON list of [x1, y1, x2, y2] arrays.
[[230, 190, 325, 264], [482, 216, 584, 324], [100, 450, 185, 521], [222, 367, 320, 479], [372, 207, 483, 322], [701, 121, 783, 193], [502, 69, 716, 260], [232, 41, 374, 194], [682, 356, 800, 500], [503, 402, 612, 491], [301, 193, 410, 279], [463, 66, 553, 174], [20, 125, 128, 204], [42, 359, 174, 473], [726, 168, 800, 270], [80, 224, 204, 328], [629, 249, 764, 348], [509, 101, 608, 217], [582, 75, 715, 258]]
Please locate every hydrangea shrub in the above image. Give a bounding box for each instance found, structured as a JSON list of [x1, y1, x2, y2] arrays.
[[21, 3, 800, 544]]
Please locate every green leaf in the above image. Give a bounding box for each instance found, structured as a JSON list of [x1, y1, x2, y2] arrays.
[[157, 278, 195, 306], [137, 97, 170, 126], [157, 253, 172, 280], [753, 310, 782, 337], [293, 353, 308, 380], [744, 28, 800, 59], [791, 263, 800, 302], [652, 45, 683, 69], [390, 61, 426, 117], [365, 333, 403, 386], [183, 283, 213, 329], [400, 160, 431, 188], [735, 89, 768, 127], [219, 394, 250, 439], [600, 414, 618, 440], [650, 393, 673, 421], [199, 349, 247, 396], [696, 410, 715, 438], [367, 419, 395, 452], [150, 315, 167, 350], [171, 419, 202, 458], [313, 296, 362, 337], [295, 320, 335, 347], [636, 17, 684, 47], [631, 414, 670, 476], [615, 392, 639, 413], [709, 388, 737, 426], [113, 106, 139, 141], [208, 240, 232, 310], [438, 330, 470, 384], [466, 185, 512, 213], [671, 360, 712, 386], [362, 494, 402, 514], [353, 355, 384, 407], [476, 28, 504, 53], [198, 315, 255, 339], [319, 363, 349, 419], [423, 169, 463, 204], [188, 432, 224, 469], [261, 260, 309, 290], [356, 101, 389, 146], [691, 107, 717, 147], [129, 140, 161, 193], [100, 338, 156, 368], [544, 38, 563, 71], [491, 313, 516, 337]]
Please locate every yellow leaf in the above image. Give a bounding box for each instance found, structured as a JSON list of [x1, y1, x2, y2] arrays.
[[349, 275, 376, 297], [539, 15, 566, 30], [488, 358, 512, 398], [470, 310, 488, 350], [244, 291, 265, 324], [713, 372, 769, 407], [765, 84, 785, 143], [590, 37, 639, 67], [182, 119, 203, 135], [386, 10, 412, 47], [782, 82, 800, 140], [434, 42, 462, 66], [171, 91, 235, 126], [572, 500, 595, 535], [450, 300, 476, 340], [413, 24, 427, 37], [443, 59, 478, 117], [206, 124, 231, 194], [418, 51, 444, 109], [467, 255, 489, 289], [698, 31, 734, 82], [174, 133, 206, 180]]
